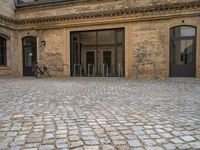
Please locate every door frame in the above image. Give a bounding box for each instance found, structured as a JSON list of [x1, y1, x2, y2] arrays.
[[22, 36, 37, 76], [169, 26, 197, 77]]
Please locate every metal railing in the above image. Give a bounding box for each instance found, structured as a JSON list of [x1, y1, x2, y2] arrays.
[[74, 64, 82, 77], [32, 62, 51, 78], [88, 64, 95, 77], [118, 63, 123, 77], [101, 64, 108, 77], [152, 63, 157, 79]]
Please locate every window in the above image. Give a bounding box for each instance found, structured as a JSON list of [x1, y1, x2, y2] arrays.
[[0, 37, 6, 66]]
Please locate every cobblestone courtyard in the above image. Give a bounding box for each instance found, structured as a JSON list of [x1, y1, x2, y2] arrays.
[[0, 77, 200, 150]]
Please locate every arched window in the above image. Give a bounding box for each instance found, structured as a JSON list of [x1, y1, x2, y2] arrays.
[[170, 26, 196, 77], [0, 37, 7, 66]]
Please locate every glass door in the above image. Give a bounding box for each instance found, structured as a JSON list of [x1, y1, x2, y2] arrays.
[[170, 26, 196, 77]]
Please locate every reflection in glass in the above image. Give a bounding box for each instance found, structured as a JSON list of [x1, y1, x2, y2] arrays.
[[25, 47, 33, 67], [171, 26, 195, 38], [173, 40, 193, 64]]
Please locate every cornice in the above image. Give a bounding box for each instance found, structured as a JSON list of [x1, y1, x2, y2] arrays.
[[0, 15, 16, 29], [1, 1, 200, 30]]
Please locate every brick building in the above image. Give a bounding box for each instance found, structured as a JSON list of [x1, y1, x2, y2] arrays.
[[0, 0, 200, 78]]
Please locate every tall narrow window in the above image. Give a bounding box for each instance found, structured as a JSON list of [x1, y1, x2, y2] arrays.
[[0, 37, 7, 66]]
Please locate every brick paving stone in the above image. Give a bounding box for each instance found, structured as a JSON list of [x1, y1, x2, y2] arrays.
[[39, 145, 54, 150], [127, 140, 142, 147], [189, 141, 200, 149], [44, 133, 54, 140], [111, 135, 125, 140], [69, 141, 84, 149], [0, 78, 200, 149], [56, 143, 68, 149], [24, 143, 39, 148], [145, 146, 165, 150], [150, 134, 161, 139], [176, 143, 191, 149], [170, 138, 184, 144], [133, 148, 145, 150], [10, 146, 21, 150], [99, 138, 111, 144], [10, 140, 25, 146], [0, 143, 8, 149], [155, 138, 167, 144], [124, 134, 138, 140], [195, 135, 200, 140], [143, 139, 156, 146], [160, 133, 173, 139], [116, 145, 130, 150], [84, 146, 99, 150], [84, 139, 99, 145], [112, 140, 126, 145], [163, 143, 177, 150], [101, 145, 115, 150], [69, 135, 80, 141], [180, 135, 196, 142]]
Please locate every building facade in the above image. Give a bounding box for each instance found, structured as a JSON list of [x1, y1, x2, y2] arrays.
[[0, 0, 200, 78]]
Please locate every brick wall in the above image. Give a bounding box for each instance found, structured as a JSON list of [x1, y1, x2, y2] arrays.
[[129, 21, 169, 78], [15, 0, 198, 19], [42, 29, 66, 76], [0, 0, 15, 18]]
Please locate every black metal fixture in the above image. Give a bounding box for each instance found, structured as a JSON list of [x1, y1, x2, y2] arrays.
[[41, 40, 46, 47]]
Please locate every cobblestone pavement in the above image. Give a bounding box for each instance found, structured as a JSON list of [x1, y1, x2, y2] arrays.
[[0, 77, 200, 150]]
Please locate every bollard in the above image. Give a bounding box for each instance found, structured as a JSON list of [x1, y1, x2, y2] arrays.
[[101, 64, 108, 77], [134, 64, 139, 78], [74, 64, 82, 77], [118, 63, 123, 77], [152, 63, 156, 79], [88, 64, 95, 77]]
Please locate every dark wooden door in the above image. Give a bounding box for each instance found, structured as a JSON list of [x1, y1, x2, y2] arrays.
[[23, 37, 37, 76]]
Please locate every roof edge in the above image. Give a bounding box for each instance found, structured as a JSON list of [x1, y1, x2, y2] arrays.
[[15, 0, 81, 8]]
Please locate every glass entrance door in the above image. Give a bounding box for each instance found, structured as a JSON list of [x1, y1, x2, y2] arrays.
[[70, 28, 125, 77]]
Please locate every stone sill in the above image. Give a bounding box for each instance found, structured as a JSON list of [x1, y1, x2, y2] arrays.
[[0, 67, 12, 70]]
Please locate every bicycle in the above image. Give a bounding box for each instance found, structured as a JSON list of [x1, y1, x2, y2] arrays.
[[32, 62, 51, 78]]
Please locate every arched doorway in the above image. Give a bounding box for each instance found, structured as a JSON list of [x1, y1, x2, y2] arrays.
[[170, 26, 196, 77], [22, 36, 37, 76]]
